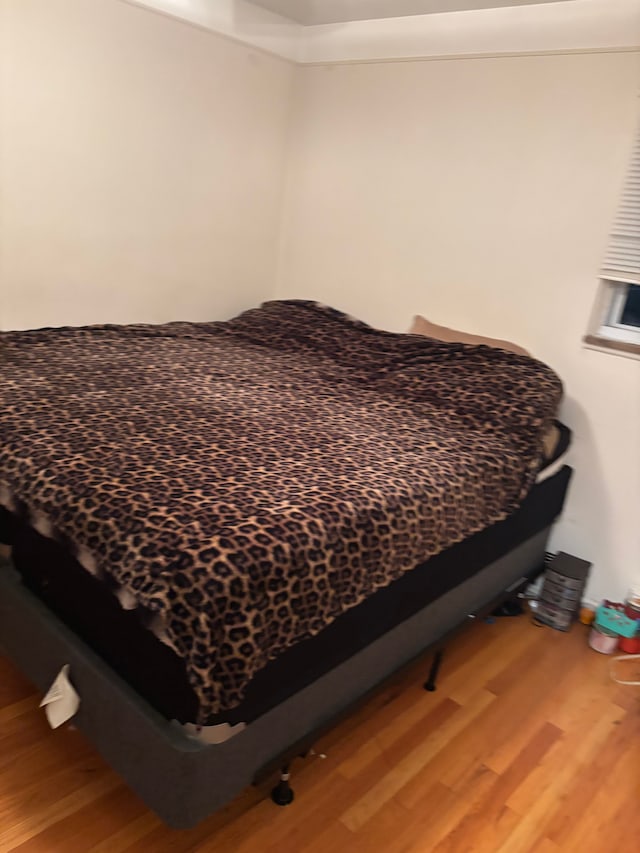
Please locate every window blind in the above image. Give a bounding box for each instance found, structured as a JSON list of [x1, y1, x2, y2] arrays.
[[602, 126, 640, 286]]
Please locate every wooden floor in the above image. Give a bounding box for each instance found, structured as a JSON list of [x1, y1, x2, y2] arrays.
[[1, 615, 639, 853]]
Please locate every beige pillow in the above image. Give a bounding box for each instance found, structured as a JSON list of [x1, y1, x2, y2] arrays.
[[541, 423, 560, 460], [408, 315, 530, 357], [409, 315, 558, 457]]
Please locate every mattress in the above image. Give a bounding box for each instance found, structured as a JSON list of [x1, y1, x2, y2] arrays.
[[6, 454, 571, 730], [0, 301, 564, 721]]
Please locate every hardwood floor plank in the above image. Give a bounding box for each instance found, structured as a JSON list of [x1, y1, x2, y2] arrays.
[[339, 696, 460, 779], [505, 701, 624, 817], [495, 708, 626, 853], [0, 698, 39, 727], [400, 763, 499, 853], [298, 820, 357, 853], [341, 688, 495, 830], [543, 708, 640, 845], [527, 838, 560, 853], [427, 722, 563, 853], [411, 642, 564, 794], [10, 787, 149, 853], [482, 634, 591, 776], [447, 615, 547, 704], [0, 772, 121, 851], [88, 812, 163, 853], [0, 708, 57, 774], [1, 734, 96, 803], [335, 796, 417, 853], [559, 744, 640, 853], [362, 781, 458, 853]]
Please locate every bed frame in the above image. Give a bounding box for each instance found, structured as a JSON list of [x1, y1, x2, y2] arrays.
[[0, 465, 571, 828]]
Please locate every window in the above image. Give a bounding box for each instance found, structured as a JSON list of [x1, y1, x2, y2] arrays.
[[586, 123, 640, 356], [596, 281, 640, 347]]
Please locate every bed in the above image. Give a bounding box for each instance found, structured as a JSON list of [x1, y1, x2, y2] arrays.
[[0, 299, 572, 827]]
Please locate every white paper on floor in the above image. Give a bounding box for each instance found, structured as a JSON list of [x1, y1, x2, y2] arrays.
[[40, 664, 81, 729]]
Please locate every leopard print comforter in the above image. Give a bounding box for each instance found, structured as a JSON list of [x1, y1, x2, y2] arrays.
[[0, 300, 562, 719]]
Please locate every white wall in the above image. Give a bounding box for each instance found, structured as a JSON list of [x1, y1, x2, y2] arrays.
[[0, 0, 294, 329], [277, 51, 640, 603]]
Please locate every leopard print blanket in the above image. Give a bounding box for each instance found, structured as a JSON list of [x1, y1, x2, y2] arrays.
[[0, 300, 562, 720]]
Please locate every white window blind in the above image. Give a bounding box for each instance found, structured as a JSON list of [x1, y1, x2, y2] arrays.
[[602, 126, 640, 286]]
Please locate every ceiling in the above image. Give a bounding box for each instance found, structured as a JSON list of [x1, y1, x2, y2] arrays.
[[249, 0, 572, 26]]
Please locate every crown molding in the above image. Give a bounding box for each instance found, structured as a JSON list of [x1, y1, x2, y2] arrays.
[[299, 0, 640, 64], [250, 0, 568, 27], [120, 1, 640, 64]]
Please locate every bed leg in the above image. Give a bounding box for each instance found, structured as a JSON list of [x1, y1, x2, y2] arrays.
[[424, 648, 444, 692], [271, 764, 295, 806]]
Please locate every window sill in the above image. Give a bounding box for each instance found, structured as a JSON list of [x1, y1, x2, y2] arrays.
[[583, 334, 640, 361]]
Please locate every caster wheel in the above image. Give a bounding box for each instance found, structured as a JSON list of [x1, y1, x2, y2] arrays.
[[271, 781, 294, 806]]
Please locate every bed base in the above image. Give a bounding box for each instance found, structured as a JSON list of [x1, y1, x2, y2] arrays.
[[1, 523, 553, 829]]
